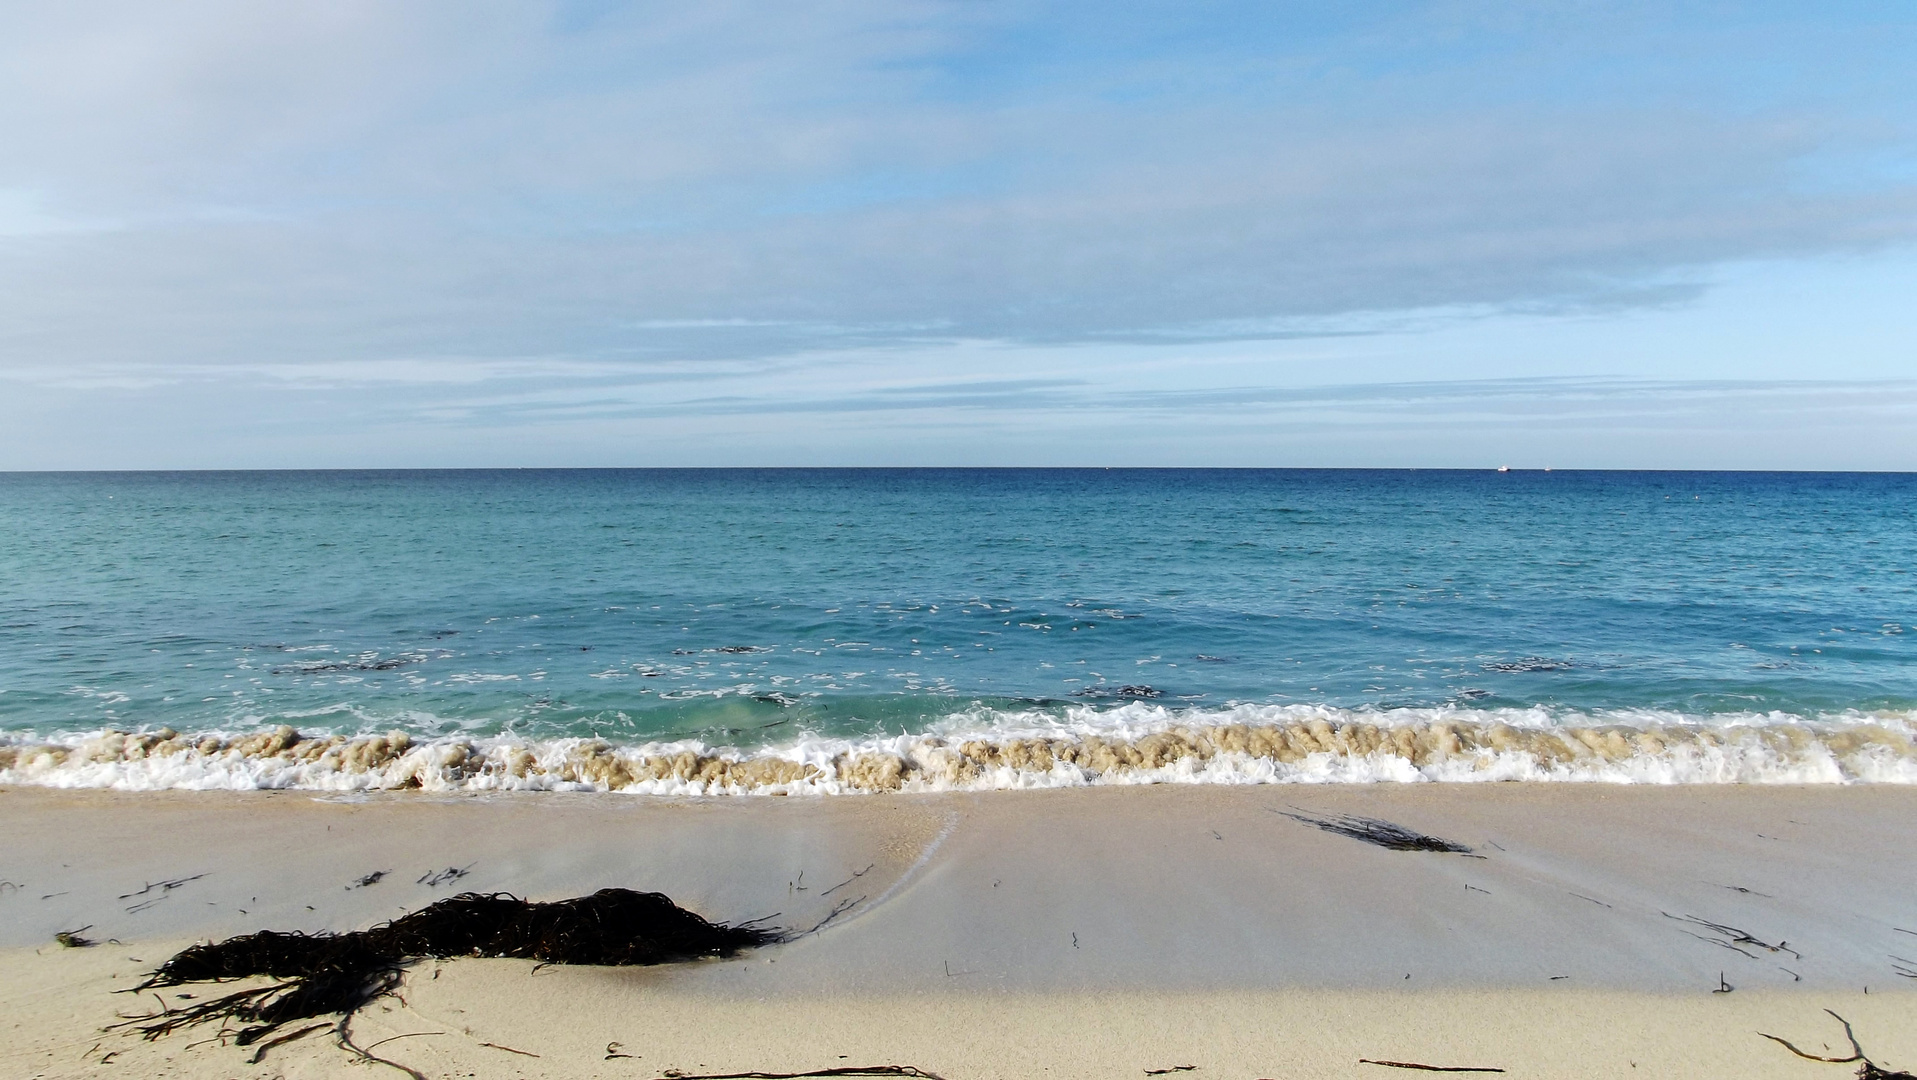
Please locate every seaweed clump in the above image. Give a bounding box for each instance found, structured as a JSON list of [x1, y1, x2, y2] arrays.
[[117, 889, 776, 1049], [1279, 810, 1478, 854]]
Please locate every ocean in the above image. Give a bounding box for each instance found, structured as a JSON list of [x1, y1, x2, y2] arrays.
[[2, 468, 1913, 792]]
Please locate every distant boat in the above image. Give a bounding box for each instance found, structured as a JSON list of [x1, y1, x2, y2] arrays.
[[1497, 465, 1510, 472]]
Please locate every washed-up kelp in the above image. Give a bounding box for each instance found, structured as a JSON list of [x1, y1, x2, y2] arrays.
[[118, 889, 777, 1048], [1761, 1011, 1917, 1080], [1279, 810, 1478, 854]]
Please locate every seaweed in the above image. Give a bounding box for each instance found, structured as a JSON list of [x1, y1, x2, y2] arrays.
[[654, 1069, 945, 1080], [1277, 810, 1478, 855], [1662, 912, 1801, 959], [1761, 1010, 1916, 1079], [1360, 1061, 1504, 1074], [114, 888, 777, 1051], [119, 874, 207, 914], [1072, 685, 1163, 699], [416, 864, 472, 888], [55, 925, 97, 948]]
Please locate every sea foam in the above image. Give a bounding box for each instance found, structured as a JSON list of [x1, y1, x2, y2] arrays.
[[3, 703, 1915, 794]]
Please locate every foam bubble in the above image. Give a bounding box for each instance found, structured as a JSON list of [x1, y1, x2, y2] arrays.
[[4, 704, 1916, 794]]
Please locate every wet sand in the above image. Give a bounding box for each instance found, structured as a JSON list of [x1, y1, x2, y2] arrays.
[[3, 783, 1915, 1078]]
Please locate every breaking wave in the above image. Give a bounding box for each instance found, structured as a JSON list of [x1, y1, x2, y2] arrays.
[[5, 703, 1917, 794]]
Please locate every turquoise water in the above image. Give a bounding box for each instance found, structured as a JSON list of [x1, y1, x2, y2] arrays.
[[3, 469, 1914, 790]]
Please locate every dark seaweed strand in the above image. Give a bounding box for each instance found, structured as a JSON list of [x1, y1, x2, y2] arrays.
[[1279, 811, 1476, 854], [1760, 1010, 1917, 1080], [649, 1069, 947, 1080], [118, 888, 778, 1049]]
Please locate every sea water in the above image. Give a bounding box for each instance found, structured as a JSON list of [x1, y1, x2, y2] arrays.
[[2, 469, 1913, 791]]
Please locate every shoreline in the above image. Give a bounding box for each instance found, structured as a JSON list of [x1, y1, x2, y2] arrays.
[[7, 705, 1917, 793], [4, 783, 1915, 1078]]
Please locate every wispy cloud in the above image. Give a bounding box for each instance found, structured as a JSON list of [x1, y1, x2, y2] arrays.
[[1, 2, 1915, 465]]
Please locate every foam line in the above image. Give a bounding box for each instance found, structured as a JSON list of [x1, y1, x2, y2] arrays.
[[4, 703, 1916, 793]]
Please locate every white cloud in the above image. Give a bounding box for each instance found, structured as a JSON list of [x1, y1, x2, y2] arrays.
[[0, 189, 119, 236], [2, 2, 1915, 465]]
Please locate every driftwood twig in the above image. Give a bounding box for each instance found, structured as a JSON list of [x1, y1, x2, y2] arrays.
[[1759, 1010, 1917, 1079], [1663, 912, 1801, 959], [482, 1041, 540, 1057], [338, 1014, 429, 1080], [1359, 1059, 1505, 1073], [246, 1022, 331, 1064], [650, 1068, 946, 1080]]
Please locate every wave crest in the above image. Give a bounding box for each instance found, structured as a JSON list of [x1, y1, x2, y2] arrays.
[[5, 704, 1917, 793]]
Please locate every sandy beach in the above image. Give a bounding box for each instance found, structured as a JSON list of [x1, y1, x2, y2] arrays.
[[4, 783, 1915, 1079]]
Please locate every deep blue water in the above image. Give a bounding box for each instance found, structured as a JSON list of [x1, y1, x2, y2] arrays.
[[2, 469, 1913, 747]]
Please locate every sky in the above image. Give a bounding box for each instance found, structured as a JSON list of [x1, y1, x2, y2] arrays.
[[2, 0, 1914, 469]]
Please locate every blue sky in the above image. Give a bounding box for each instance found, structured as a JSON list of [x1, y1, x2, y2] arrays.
[[2, 1, 1914, 468]]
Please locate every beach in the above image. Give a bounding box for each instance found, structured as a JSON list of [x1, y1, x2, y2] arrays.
[[5, 783, 1915, 1079], [7, 0, 1917, 1061], [4, 472, 1916, 1077]]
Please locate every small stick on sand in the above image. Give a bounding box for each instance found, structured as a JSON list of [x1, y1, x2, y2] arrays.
[[1760, 1010, 1917, 1079], [481, 1041, 541, 1057], [821, 865, 875, 898], [1359, 1059, 1505, 1073], [1663, 912, 1801, 959], [364, 1031, 446, 1052], [415, 864, 473, 888], [338, 1014, 429, 1080], [648, 1068, 946, 1080], [794, 895, 863, 937], [120, 874, 208, 914], [246, 1022, 331, 1064]]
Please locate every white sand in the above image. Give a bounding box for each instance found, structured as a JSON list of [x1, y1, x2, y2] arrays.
[[3, 783, 1915, 1078]]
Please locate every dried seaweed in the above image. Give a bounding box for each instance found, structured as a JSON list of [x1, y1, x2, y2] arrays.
[[1761, 1010, 1916, 1079], [115, 888, 777, 1049], [653, 1068, 946, 1080], [416, 864, 472, 888], [1278, 810, 1478, 855], [1662, 912, 1801, 959], [1360, 1061, 1504, 1074], [480, 1041, 541, 1057], [120, 874, 207, 914], [55, 925, 98, 948], [1357, 1066, 1502, 1074], [244, 1022, 332, 1064]]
